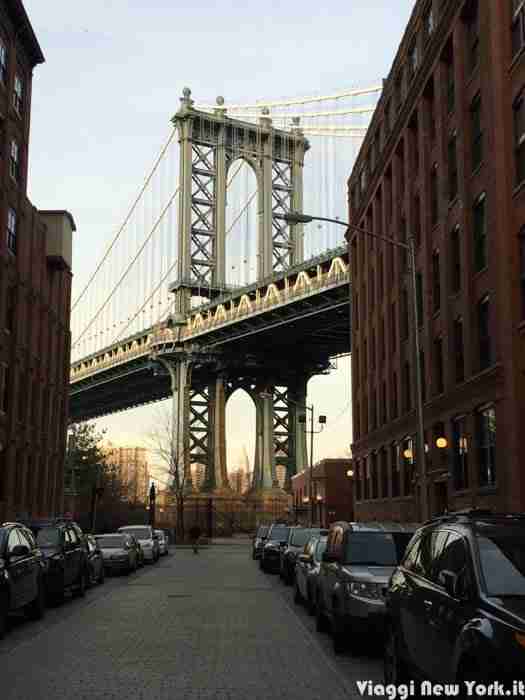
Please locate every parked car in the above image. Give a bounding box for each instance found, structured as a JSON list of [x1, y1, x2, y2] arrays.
[[260, 523, 291, 573], [280, 527, 328, 585], [0, 522, 46, 638], [384, 509, 525, 684], [118, 525, 159, 563], [85, 534, 105, 586], [128, 534, 145, 567], [29, 519, 90, 604], [155, 529, 168, 556], [316, 521, 418, 654], [252, 524, 270, 560], [95, 534, 138, 574], [294, 535, 327, 615]]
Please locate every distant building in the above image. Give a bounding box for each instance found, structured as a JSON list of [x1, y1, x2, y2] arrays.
[[275, 464, 287, 489], [291, 458, 353, 527], [104, 445, 150, 505], [191, 463, 205, 491], [0, 1, 75, 521]]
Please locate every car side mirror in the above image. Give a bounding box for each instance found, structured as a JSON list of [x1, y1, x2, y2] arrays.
[[10, 544, 30, 558]]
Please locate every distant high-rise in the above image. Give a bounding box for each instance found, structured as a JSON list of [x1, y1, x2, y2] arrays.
[[191, 463, 206, 491], [104, 444, 150, 505]]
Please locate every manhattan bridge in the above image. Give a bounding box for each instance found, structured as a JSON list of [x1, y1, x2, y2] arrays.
[[69, 84, 381, 506]]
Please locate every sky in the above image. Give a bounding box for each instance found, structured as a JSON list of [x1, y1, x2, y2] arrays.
[[23, 0, 416, 483]]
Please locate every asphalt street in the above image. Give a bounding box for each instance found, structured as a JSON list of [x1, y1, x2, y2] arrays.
[[0, 544, 382, 700]]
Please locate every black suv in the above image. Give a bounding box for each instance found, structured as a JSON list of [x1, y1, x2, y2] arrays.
[[260, 523, 291, 573], [0, 522, 46, 638], [280, 527, 328, 585], [27, 519, 90, 603], [384, 510, 525, 683]]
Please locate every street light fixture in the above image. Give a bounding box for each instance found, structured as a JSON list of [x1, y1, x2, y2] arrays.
[[346, 469, 354, 477], [284, 210, 428, 521]]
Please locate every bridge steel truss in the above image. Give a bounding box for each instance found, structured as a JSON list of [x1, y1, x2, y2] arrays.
[[71, 90, 347, 498]]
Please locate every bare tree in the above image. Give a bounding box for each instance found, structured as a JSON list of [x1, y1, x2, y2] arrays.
[[146, 404, 188, 539]]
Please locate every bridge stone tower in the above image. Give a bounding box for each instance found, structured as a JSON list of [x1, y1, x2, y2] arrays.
[[153, 88, 311, 508]]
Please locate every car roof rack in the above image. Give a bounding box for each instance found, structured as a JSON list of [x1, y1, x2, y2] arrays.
[[423, 509, 525, 526]]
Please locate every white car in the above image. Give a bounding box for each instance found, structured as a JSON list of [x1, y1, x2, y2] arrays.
[[155, 530, 169, 556], [118, 525, 159, 563]]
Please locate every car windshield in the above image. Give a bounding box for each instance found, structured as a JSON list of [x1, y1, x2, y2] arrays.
[[314, 539, 327, 562], [36, 527, 61, 547], [257, 526, 269, 538], [120, 528, 151, 540], [96, 536, 126, 549], [477, 532, 525, 597], [343, 532, 413, 566], [269, 526, 289, 541], [290, 529, 316, 547]]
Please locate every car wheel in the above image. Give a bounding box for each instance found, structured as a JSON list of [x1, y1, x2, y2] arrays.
[[0, 592, 9, 639], [332, 609, 347, 654], [293, 581, 302, 605], [26, 579, 46, 621], [75, 569, 87, 597], [384, 624, 410, 683], [315, 598, 330, 634]]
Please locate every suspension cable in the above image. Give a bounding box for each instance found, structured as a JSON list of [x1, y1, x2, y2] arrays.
[[71, 128, 177, 312]]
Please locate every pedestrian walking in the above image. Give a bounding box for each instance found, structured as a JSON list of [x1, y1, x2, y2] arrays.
[[189, 524, 201, 554]]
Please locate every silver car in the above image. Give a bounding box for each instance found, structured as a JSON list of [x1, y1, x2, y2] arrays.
[[118, 525, 159, 563], [95, 534, 138, 575], [155, 530, 168, 556], [294, 535, 327, 615]]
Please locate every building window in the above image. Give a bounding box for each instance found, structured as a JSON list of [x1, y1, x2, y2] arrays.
[[355, 461, 362, 501], [403, 361, 412, 413], [371, 452, 378, 499], [514, 92, 525, 185], [7, 208, 16, 255], [520, 230, 525, 318], [473, 193, 487, 272], [450, 226, 461, 293], [400, 216, 408, 272], [381, 380, 387, 424], [392, 371, 398, 419], [13, 74, 23, 115], [424, 4, 434, 39], [355, 400, 360, 441], [420, 350, 426, 402], [434, 337, 444, 394], [353, 291, 359, 331], [402, 436, 414, 495], [452, 415, 469, 490], [413, 194, 421, 247], [371, 329, 376, 371], [444, 43, 455, 113], [431, 163, 439, 225], [391, 443, 400, 497], [478, 295, 491, 370], [384, 100, 391, 139], [471, 93, 483, 171], [0, 39, 7, 84], [448, 134, 458, 201], [371, 390, 378, 431], [395, 73, 403, 113], [401, 288, 409, 340], [477, 405, 496, 487], [364, 337, 368, 376], [369, 266, 375, 309], [378, 252, 384, 299], [512, 0, 525, 58], [5, 285, 15, 331], [424, 78, 436, 143], [9, 140, 19, 181], [408, 39, 419, 78], [354, 346, 359, 388], [415, 272, 423, 325], [391, 302, 397, 352], [454, 317, 465, 383], [432, 250, 440, 313], [364, 457, 370, 500], [1, 364, 8, 413], [380, 448, 388, 498], [465, 0, 479, 74], [381, 315, 386, 362]]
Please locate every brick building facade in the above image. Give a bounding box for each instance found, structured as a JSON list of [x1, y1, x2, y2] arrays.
[[104, 445, 150, 505], [0, 1, 74, 521], [348, 0, 525, 521], [291, 458, 353, 527]]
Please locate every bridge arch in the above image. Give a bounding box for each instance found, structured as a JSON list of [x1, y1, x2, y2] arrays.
[[225, 383, 257, 492], [225, 157, 259, 288]]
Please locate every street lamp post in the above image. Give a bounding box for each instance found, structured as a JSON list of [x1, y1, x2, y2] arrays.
[[285, 211, 428, 521]]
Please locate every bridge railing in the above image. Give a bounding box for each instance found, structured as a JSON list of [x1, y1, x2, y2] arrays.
[[70, 258, 349, 384]]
